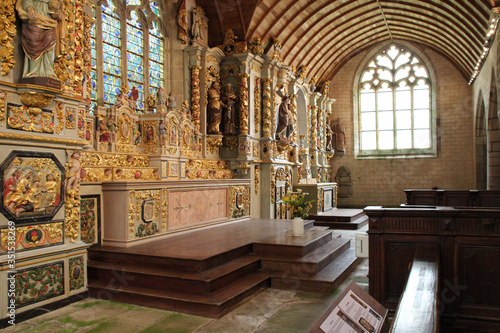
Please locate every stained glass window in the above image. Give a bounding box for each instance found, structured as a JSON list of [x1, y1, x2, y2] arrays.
[[89, 0, 165, 114], [102, 1, 122, 107], [357, 45, 435, 157], [149, 19, 164, 97], [127, 10, 144, 111]]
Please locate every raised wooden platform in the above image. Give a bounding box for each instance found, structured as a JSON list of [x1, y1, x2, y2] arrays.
[[311, 208, 369, 230], [88, 218, 360, 318]]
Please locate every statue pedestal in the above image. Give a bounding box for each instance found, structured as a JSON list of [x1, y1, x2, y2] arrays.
[[294, 182, 338, 215]]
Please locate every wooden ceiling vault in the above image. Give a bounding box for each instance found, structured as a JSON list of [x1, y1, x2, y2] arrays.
[[195, 0, 498, 84]]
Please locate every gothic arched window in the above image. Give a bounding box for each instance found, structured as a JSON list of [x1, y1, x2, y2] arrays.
[[355, 44, 436, 157], [90, 0, 165, 113]]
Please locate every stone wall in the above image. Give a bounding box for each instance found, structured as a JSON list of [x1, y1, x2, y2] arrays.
[[329, 42, 475, 207]]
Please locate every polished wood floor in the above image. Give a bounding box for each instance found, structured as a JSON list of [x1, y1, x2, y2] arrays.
[[95, 218, 296, 260]]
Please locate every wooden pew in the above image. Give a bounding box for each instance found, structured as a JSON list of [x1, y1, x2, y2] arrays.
[[365, 206, 500, 332], [404, 189, 500, 207], [390, 243, 440, 333]]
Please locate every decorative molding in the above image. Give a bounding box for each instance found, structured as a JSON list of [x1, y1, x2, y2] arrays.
[[254, 77, 261, 134], [1, 222, 63, 252], [0, 90, 7, 125], [69, 256, 85, 291], [190, 65, 202, 132], [0, 132, 88, 146], [261, 78, 272, 138], [7, 104, 54, 133]]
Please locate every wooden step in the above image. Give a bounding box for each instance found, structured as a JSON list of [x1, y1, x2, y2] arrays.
[[260, 237, 351, 276], [310, 208, 365, 222], [314, 215, 369, 230], [270, 247, 362, 293], [88, 271, 270, 318], [88, 243, 253, 272], [252, 229, 333, 257], [88, 254, 261, 294]]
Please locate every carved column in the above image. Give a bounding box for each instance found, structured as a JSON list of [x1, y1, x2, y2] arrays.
[[254, 77, 261, 135], [310, 105, 319, 166], [238, 73, 249, 135], [262, 78, 273, 138], [190, 65, 202, 133], [290, 94, 298, 145], [83, 1, 94, 100]]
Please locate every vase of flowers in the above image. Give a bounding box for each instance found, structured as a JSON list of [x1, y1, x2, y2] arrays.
[[282, 189, 314, 236]]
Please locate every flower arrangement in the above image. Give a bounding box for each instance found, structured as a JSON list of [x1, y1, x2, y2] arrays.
[[281, 189, 314, 219]]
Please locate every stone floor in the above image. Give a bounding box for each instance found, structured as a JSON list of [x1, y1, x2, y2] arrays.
[[5, 227, 369, 333]]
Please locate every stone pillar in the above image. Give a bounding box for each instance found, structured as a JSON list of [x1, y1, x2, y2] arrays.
[[238, 73, 250, 135], [190, 65, 202, 133]]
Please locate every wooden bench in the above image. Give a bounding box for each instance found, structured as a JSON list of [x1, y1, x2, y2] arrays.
[[390, 243, 440, 333]]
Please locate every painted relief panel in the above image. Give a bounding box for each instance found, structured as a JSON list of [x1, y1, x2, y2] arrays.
[[0, 151, 65, 222], [11, 262, 64, 308], [0, 221, 63, 253], [80, 195, 100, 245], [324, 188, 333, 211], [69, 256, 85, 291], [7, 104, 54, 133], [128, 190, 163, 239], [168, 188, 227, 230]]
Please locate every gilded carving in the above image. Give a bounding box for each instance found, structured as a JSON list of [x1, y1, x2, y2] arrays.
[[254, 77, 260, 134], [161, 189, 167, 232], [318, 188, 324, 212], [78, 109, 85, 138], [83, 3, 94, 98], [55, 0, 76, 93], [73, 2, 84, 95], [238, 73, 249, 135], [1, 222, 63, 252], [222, 65, 239, 80], [185, 159, 235, 180], [81, 152, 149, 167], [254, 165, 260, 194], [0, 0, 16, 76], [116, 144, 135, 153], [65, 189, 80, 243], [262, 78, 272, 137], [207, 136, 223, 154], [56, 102, 64, 134], [118, 112, 132, 144], [129, 190, 161, 238], [206, 55, 218, 64], [290, 94, 298, 144], [0, 90, 6, 126], [230, 185, 250, 218], [0, 132, 87, 145], [7, 104, 54, 133], [224, 137, 238, 150], [66, 108, 76, 129], [310, 105, 317, 149], [190, 65, 202, 132], [253, 141, 259, 157], [272, 38, 282, 63]]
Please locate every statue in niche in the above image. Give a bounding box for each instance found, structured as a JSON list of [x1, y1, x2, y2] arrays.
[[132, 119, 141, 145], [158, 120, 167, 146], [334, 117, 346, 152], [156, 88, 166, 107], [222, 83, 239, 135], [191, 17, 205, 42], [98, 119, 110, 142], [16, 0, 64, 80], [276, 95, 291, 141], [326, 120, 334, 151], [107, 116, 117, 143], [167, 92, 177, 112], [180, 100, 190, 120], [66, 150, 81, 192], [128, 86, 139, 110], [207, 81, 223, 134]]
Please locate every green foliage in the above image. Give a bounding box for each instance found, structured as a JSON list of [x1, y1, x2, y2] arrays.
[[281, 189, 315, 219]]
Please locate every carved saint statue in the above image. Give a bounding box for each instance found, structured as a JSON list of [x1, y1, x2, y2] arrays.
[[167, 92, 177, 112], [222, 83, 239, 135], [276, 95, 291, 140], [207, 81, 223, 134], [326, 120, 334, 151], [334, 117, 346, 152], [16, 0, 64, 79], [66, 150, 81, 192], [158, 120, 167, 146]]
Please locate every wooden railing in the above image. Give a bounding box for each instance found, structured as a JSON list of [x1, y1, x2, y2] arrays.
[[390, 243, 440, 333]]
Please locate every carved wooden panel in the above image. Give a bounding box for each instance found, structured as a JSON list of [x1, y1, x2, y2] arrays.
[[385, 242, 417, 304]]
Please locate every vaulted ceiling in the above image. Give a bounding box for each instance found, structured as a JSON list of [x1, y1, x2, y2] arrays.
[[196, 0, 498, 84]]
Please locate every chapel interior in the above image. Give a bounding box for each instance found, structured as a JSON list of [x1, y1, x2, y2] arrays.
[[1, 0, 500, 331]]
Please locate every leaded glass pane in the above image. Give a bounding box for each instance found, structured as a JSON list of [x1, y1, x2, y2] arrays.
[[414, 129, 430, 148], [361, 112, 376, 131], [362, 132, 376, 150], [377, 89, 393, 111], [414, 109, 430, 129], [397, 130, 412, 149], [378, 111, 393, 130], [360, 90, 375, 112], [150, 0, 160, 16]]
